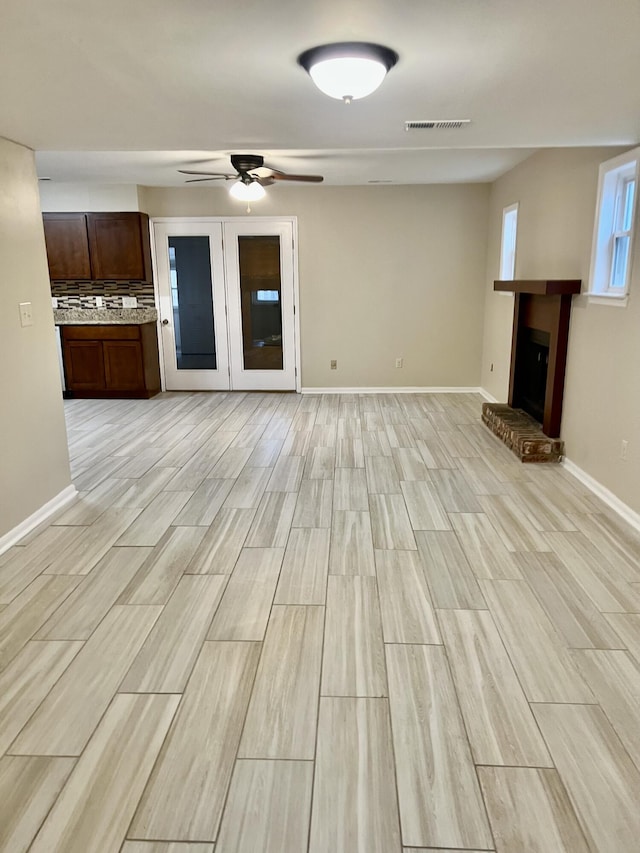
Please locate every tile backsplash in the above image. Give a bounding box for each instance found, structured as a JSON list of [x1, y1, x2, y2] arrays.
[[50, 280, 155, 310]]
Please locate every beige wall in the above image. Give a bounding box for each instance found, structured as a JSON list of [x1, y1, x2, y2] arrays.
[[22, 150, 640, 522], [481, 147, 640, 513], [140, 183, 490, 388], [0, 137, 72, 539]]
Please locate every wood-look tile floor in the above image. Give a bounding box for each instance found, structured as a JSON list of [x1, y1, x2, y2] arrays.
[[2, 391, 640, 852]]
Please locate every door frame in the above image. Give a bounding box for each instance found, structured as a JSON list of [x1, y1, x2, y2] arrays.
[[150, 216, 301, 393]]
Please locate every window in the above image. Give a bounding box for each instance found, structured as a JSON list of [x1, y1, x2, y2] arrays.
[[252, 290, 280, 303], [168, 245, 179, 308], [499, 203, 518, 280], [589, 147, 639, 303]]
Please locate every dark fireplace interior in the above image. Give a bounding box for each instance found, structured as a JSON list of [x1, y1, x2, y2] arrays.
[[512, 327, 550, 425]]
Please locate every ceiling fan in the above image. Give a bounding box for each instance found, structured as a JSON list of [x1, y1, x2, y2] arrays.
[[178, 154, 324, 186]]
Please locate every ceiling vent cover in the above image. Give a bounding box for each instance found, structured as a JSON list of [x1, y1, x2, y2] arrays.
[[405, 119, 471, 131]]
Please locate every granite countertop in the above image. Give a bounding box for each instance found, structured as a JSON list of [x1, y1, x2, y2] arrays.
[[53, 308, 158, 325]]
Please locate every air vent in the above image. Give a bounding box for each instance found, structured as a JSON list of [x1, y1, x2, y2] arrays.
[[404, 119, 471, 131]]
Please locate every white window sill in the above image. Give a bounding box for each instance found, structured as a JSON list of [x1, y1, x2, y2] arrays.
[[587, 293, 629, 308]]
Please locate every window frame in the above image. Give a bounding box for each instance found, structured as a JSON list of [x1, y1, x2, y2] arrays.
[[499, 202, 519, 281], [588, 147, 639, 305], [608, 175, 635, 290]]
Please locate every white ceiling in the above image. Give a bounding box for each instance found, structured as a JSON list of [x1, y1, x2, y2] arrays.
[[2, 0, 639, 185]]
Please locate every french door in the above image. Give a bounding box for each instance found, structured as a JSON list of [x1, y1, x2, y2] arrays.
[[154, 221, 229, 390], [223, 220, 296, 391], [153, 218, 297, 391]]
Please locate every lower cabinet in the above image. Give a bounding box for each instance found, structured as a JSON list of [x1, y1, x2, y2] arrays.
[[61, 323, 161, 398], [63, 340, 105, 392], [103, 341, 145, 391]]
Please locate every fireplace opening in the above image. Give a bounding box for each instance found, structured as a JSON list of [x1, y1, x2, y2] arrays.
[[512, 327, 550, 425]]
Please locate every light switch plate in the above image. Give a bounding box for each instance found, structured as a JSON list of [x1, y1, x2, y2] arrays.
[[122, 296, 137, 308], [19, 302, 33, 327]]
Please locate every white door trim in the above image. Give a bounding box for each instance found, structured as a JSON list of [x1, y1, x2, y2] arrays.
[[149, 220, 166, 392], [292, 216, 301, 393]]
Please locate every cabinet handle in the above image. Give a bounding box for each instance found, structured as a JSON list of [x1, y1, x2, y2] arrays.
[[162, 319, 170, 326]]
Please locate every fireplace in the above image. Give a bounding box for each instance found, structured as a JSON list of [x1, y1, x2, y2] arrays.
[[513, 327, 550, 424], [494, 279, 581, 438]]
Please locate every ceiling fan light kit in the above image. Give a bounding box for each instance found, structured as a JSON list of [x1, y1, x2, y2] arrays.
[[297, 42, 399, 103], [228, 179, 266, 202]]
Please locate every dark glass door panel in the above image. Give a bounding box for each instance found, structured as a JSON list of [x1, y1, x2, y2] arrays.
[[169, 235, 217, 370], [237, 236, 283, 371]]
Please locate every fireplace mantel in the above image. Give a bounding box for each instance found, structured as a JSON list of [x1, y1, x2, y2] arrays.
[[494, 279, 582, 296], [493, 278, 581, 438]]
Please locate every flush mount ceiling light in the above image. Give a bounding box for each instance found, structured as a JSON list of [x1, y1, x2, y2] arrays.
[[228, 179, 266, 202], [297, 42, 399, 104]]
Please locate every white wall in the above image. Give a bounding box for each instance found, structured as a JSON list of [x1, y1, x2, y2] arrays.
[[481, 147, 640, 514], [140, 183, 490, 388], [0, 137, 72, 539], [39, 181, 140, 211]]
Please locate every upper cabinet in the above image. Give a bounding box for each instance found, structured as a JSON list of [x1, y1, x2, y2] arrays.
[[42, 213, 92, 280], [86, 213, 152, 280], [43, 212, 153, 281]]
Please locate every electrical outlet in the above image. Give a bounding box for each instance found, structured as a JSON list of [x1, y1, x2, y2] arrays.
[[330, 359, 337, 370], [395, 357, 403, 369], [621, 439, 628, 460], [51, 296, 58, 309], [19, 302, 33, 327], [95, 295, 104, 308], [122, 296, 137, 308]]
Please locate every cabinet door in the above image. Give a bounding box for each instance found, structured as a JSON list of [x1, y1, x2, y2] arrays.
[[86, 213, 151, 280], [42, 213, 91, 280], [63, 341, 106, 390], [103, 341, 145, 391]]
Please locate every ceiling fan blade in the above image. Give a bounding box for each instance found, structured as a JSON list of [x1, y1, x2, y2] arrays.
[[178, 169, 232, 178], [184, 176, 229, 183], [179, 159, 323, 186], [269, 172, 324, 183]]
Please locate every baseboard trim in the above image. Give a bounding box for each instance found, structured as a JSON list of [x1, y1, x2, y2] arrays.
[[562, 457, 640, 534], [0, 484, 78, 556], [478, 387, 499, 403], [300, 386, 485, 395]]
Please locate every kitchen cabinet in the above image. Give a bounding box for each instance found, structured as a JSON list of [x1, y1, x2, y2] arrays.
[[63, 340, 105, 392], [103, 340, 146, 391], [61, 323, 161, 398], [43, 212, 153, 281], [86, 212, 152, 280], [42, 213, 92, 280]]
